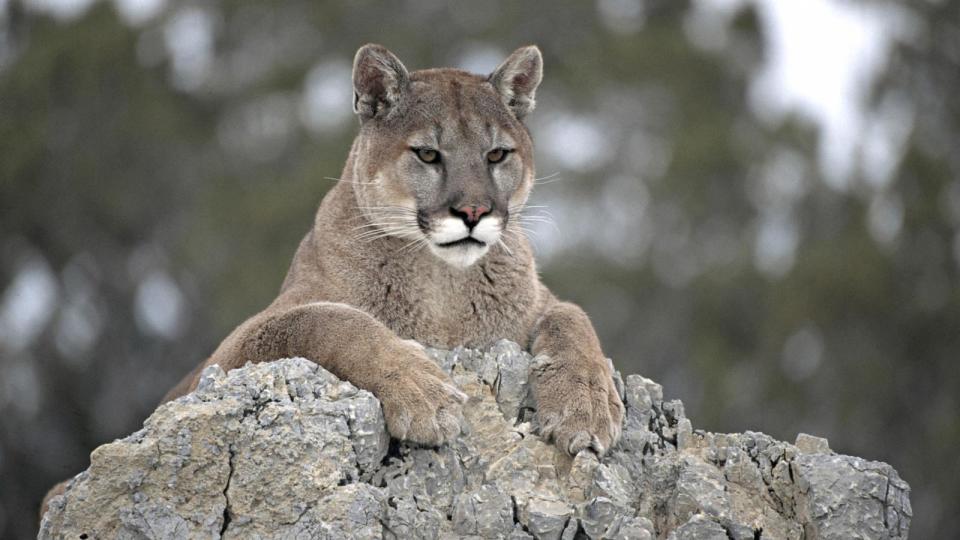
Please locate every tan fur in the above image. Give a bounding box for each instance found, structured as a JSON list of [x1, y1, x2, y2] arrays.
[[168, 43, 623, 451], [42, 44, 623, 519]]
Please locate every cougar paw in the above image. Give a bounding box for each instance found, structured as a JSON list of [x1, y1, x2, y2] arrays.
[[377, 345, 467, 446], [533, 357, 624, 456]]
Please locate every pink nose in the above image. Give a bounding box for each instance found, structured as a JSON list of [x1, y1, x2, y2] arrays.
[[454, 205, 491, 226]]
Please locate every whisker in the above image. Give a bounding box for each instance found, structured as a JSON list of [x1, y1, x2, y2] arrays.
[[533, 172, 564, 185], [517, 219, 557, 231], [352, 228, 416, 238], [327, 177, 380, 186], [354, 232, 405, 241], [354, 212, 418, 220], [509, 204, 554, 219], [501, 226, 527, 243], [356, 206, 417, 212], [352, 221, 417, 231], [354, 228, 420, 240], [398, 236, 429, 254], [354, 232, 395, 242], [352, 224, 420, 237], [503, 221, 540, 240], [516, 215, 555, 222], [515, 209, 559, 232], [517, 226, 541, 239]]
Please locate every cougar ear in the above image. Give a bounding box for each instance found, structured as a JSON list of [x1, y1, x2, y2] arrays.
[[489, 45, 543, 119], [352, 44, 409, 121]]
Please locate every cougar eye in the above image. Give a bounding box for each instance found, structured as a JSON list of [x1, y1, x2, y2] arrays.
[[413, 148, 441, 164], [487, 148, 511, 164]]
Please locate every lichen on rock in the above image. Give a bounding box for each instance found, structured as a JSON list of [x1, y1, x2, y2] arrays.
[[39, 340, 912, 539]]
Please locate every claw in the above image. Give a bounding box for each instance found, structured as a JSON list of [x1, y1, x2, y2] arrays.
[[566, 431, 593, 455], [437, 409, 462, 440], [389, 410, 411, 440], [537, 412, 561, 437], [447, 386, 468, 403]]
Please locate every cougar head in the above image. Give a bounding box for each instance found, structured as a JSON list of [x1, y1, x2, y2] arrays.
[[348, 43, 542, 268]]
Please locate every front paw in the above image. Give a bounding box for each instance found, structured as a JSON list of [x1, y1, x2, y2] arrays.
[[376, 342, 467, 446], [532, 355, 624, 456]]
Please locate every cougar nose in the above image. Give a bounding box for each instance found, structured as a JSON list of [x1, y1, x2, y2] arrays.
[[451, 204, 491, 229]]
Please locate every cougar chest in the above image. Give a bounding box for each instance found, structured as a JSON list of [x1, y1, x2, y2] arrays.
[[357, 259, 427, 335], [357, 255, 534, 349], [425, 259, 537, 348]]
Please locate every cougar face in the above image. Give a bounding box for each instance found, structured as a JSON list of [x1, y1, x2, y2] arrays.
[[350, 45, 542, 268]]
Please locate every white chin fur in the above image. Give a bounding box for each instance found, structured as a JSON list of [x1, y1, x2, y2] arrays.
[[428, 242, 490, 268]]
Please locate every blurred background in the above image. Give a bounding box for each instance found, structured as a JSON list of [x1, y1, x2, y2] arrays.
[[0, 0, 957, 537]]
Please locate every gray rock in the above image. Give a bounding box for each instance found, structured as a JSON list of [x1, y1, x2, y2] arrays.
[[383, 494, 444, 540], [612, 516, 655, 539], [524, 497, 573, 540], [794, 432, 831, 455], [793, 453, 912, 539], [674, 455, 731, 524], [579, 496, 631, 539], [623, 374, 662, 431], [40, 342, 912, 539], [507, 526, 536, 540], [560, 518, 580, 540], [452, 485, 514, 537], [667, 514, 728, 540]]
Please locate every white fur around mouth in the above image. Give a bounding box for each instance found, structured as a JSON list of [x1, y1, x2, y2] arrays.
[[428, 240, 490, 268], [436, 237, 486, 248], [430, 216, 502, 243], [426, 216, 502, 267]]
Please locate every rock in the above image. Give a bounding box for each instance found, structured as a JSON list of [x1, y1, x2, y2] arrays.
[[667, 514, 729, 540], [792, 454, 913, 539], [614, 516, 655, 539], [794, 432, 831, 455], [673, 455, 731, 525], [524, 498, 573, 540], [579, 496, 631, 539], [39, 341, 912, 539], [452, 485, 514, 538]]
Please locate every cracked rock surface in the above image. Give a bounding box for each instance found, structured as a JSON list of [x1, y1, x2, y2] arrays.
[[39, 340, 911, 539]]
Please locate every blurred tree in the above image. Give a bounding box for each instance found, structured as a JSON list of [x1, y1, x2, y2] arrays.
[[0, 0, 956, 537]]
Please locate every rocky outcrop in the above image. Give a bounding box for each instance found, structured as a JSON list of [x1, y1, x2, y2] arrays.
[[39, 341, 912, 539]]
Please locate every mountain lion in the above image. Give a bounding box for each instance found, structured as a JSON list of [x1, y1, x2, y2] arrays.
[[43, 43, 623, 516]]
